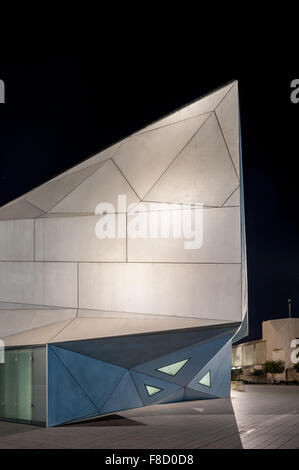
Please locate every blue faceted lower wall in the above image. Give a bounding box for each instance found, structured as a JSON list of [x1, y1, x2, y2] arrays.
[[47, 324, 238, 426]]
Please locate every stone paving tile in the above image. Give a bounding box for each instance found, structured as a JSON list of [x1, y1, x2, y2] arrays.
[[0, 385, 298, 449]]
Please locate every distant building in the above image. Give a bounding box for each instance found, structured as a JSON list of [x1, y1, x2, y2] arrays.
[[232, 318, 299, 382]]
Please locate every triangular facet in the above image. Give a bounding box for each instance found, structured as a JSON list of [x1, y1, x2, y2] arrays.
[[51, 345, 127, 411], [130, 370, 182, 406], [54, 325, 237, 369], [131, 325, 237, 385], [0, 199, 44, 220], [158, 388, 184, 404], [157, 359, 189, 376], [223, 186, 240, 206], [136, 82, 236, 133], [145, 384, 163, 396], [145, 114, 239, 206], [113, 113, 210, 199], [26, 162, 105, 212], [2, 320, 73, 347], [0, 308, 75, 338], [100, 371, 143, 414], [187, 341, 232, 398], [198, 371, 211, 387], [184, 387, 214, 401], [54, 142, 122, 179], [48, 345, 99, 426], [49, 159, 139, 213], [216, 83, 239, 176]]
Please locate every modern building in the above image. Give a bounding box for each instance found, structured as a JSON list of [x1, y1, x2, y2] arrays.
[[232, 318, 299, 382], [0, 80, 247, 426]]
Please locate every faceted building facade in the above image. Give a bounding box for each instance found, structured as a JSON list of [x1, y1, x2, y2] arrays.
[[0, 81, 247, 426]]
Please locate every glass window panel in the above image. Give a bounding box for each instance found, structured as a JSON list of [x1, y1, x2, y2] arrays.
[[0, 346, 46, 426], [3, 350, 17, 420], [198, 371, 211, 387], [0, 362, 4, 419], [157, 359, 189, 376], [145, 385, 162, 396], [32, 347, 46, 425], [17, 348, 33, 422]]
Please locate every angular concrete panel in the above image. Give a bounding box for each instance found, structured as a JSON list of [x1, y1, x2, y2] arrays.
[[53, 142, 122, 179], [127, 206, 240, 263], [145, 114, 239, 206], [1, 320, 73, 346], [113, 114, 210, 198], [216, 83, 239, 176], [136, 82, 236, 133], [223, 186, 240, 206], [0, 199, 44, 220], [50, 159, 139, 214], [0, 301, 61, 309], [0, 219, 34, 261], [50, 315, 222, 343], [0, 262, 77, 307], [0, 309, 76, 338], [79, 262, 241, 321], [35, 215, 126, 262], [26, 162, 106, 212]]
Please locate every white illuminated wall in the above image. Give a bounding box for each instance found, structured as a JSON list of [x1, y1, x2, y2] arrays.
[[0, 81, 247, 346]]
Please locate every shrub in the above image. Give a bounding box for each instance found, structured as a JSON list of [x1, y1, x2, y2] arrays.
[[264, 360, 285, 382], [231, 368, 243, 380]]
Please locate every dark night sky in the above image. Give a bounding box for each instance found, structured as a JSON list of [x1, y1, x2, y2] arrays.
[[0, 55, 298, 342]]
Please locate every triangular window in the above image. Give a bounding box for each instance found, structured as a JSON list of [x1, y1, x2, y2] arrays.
[[145, 385, 163, 396], [157, 359, 189, 376], [198, 371, 211, 387]]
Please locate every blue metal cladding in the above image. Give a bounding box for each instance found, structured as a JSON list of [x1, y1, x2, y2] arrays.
[[100, 371, 143, 414], [187, 341, 233, 398], [48, 325, 237, 426], [233, 312, 248, 344], [51, 324, 238, 369], [158, 388, 185, 404], [184, 388, 214, 401], [50, 345, 127, 411], [47, 346, 99, 427], [130, 370, 183, 406], [132, 330, 236, 386]]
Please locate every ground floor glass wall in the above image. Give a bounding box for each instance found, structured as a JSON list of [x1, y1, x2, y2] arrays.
[[0, 346, 46, 425]]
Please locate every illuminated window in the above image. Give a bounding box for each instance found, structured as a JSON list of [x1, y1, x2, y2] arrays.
[[198, 371, 211, 387], [157, 359, 189, 376], [145, 385, 163, 396]]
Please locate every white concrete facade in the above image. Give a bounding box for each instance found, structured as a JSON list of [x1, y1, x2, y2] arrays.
[[0, 81, 247, 345]]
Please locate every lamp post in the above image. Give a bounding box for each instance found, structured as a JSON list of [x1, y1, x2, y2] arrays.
[[288, 298, 292, 318]]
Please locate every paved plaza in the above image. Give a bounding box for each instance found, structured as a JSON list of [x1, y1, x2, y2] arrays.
[[0, 385, 298, 449]]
